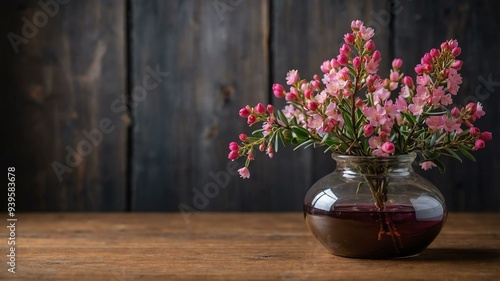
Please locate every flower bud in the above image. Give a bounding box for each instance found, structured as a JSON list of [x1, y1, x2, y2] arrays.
[[266, 104, 274, 114], [390, 70, 400, 82], [330, 58, 340, 68], [480, 131, 492, 141], [285, 92, 297, 101], [307, 101, 318, 111], [451, 47, 461, 57], [474, 139, 486, 150], [451, 107, 460, 118], [466, 102, 477, 113], [355, 98, 363, 108], [228, 150, 239, 160], [247, 153, 254, 160], [392, 58, 403, 69], [353, 56, 361, 68], [311, 80, 320, 90], [344, 33, 355, 44], [381, 141, 395, 154], [239, 107, 250, 118], [451, 60, 463, 70], [372, 51, 382, 63], [363, 124, 374, 137], [469, 127, 480, 137], [272, 83, 285, 98], [304, 89, 314, 99], [259, 143, 266, 152], [402, 76, 414, 88], [430, 48, 440, 58], [339, 44, 351, 55], [421, 53, 433, 65], [229, 142, 239, 151], [423, 64, 433, 73], [414, 64, 424, 75], [337, 54, 348, 66], [266, 144, 274, 158], [239, 134, 248, 142], [364, 40, 375, 51], [254, 103, 265, 114], [247, 114, 256, 125], [440, 41, 450, 51]]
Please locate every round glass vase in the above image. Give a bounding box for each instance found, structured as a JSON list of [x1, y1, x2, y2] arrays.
[[304, 153, 447, 259]]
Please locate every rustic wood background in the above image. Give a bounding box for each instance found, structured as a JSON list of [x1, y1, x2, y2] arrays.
[[1, 0, 499, 212]]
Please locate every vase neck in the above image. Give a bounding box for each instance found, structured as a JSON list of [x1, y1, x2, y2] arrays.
[[332, 153, 416, 177]]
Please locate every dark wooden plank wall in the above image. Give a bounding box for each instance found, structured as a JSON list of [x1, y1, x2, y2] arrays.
[[0, 0, 128, 211], [1, 0, 498, 212]]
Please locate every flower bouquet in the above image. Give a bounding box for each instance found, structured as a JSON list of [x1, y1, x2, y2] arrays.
[[228, 20, 492, 257]]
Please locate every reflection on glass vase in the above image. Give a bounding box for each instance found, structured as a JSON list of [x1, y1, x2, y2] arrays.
[[304, 153, 447, 259]]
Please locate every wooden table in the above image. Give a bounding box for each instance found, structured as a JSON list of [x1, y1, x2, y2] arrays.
[[1, 213, 499, 280]]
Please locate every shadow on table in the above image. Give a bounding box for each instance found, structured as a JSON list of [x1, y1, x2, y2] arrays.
[[415, 248, 500, 262]]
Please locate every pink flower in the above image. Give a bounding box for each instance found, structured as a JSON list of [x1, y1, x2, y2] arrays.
[[363, 124, 374, 137], [262, 123, 272, 136], [480, 131, 492, 141], [229, 142, 239, 151], [286, 69, 299, 85], [272, 83, 285, 98], [320, 60, 332, 73], [420, 161, 437, 171], [372, 50, 381, 62], [421, 53, 433, 65], [451, 107, 460, 118], [381, 142, 395, 154], [359, 25, 375, 40], [238, 167, 250, 178], [267, 104, 274, 114], [425, 116, 446, 131], [344, 33, 355, 44], [414, 64, 424, 74], [443, 117, 461, 133], [373, 88, 390, 105], [469, 127, 480, 137], [473, 102, 485, 119], [408, 97, 425, 116], [447, 68, 462, 95], [351, 20, 364, 31], [363, 104, 387, 126], [365, 58, 379, 74], [228, 151, 239, 160], [417, 74, 431, 86], [474, 139, 486, 150]]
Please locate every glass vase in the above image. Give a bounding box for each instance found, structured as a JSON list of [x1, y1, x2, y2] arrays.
[[304, 153, 447, 259]]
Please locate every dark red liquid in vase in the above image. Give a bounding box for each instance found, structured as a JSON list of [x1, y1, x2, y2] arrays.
[[304, 203, 447, 258]]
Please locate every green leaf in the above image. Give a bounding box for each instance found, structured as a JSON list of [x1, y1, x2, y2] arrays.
[[444, 148, 462, 163], [423, 111, 448, 116], [274, 133, 279, 153], [459, 145, 476, 162], [278, 130, 287, 147], [434, 158, 446, 174], [402, 112, 416, 125], [277, 110, 289, 127], [291, 126, 311, 140], [429, 133, 437, 147], [423, 149, 440, 160], [293, 139, 314, 151], [346, 65, 356, 77], [251, 129, 264, 137]]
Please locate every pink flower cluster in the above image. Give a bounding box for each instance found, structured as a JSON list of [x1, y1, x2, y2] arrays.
[[229, 20, 492, 179]]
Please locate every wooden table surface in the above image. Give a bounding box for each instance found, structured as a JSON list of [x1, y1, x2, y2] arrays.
[[1, 213, 499, 280]]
